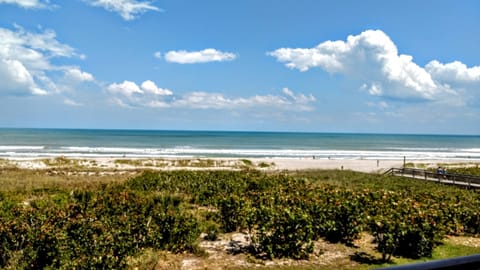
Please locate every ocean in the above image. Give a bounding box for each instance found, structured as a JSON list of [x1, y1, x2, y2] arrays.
[[0, 128, 479, 160]]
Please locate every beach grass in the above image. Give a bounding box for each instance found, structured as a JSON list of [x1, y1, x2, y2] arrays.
[[0, 167, 132, 192]]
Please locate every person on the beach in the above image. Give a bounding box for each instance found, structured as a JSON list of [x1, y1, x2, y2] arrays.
[[437, 167, 443, 180]]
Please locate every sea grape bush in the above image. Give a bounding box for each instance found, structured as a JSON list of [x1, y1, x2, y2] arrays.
[[1, 169, 479, 268], [253, 202, 315, 259], [0, 187, 200, 269], [218, 194, 249, 233], [212, 171, 479, 260], [367, 194, 445, 260]]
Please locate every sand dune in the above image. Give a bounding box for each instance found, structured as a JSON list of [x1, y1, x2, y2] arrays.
[[3, 156, 478, 173]]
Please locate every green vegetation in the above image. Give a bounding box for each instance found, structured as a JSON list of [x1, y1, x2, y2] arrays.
[[0, 159, 13, 168], [174, 158, 216, 168], [114, 158, 231, 168], [240, 159, 253, 166], [114, 158, 148, 167], [445, 165, 480, 176], [404, 162, 428, 169], [1, 168, 479, 269], [401, 162, 480, 176], [258, 161, 274, 168], [40, 157, 99, 170], [41, 157, 89, 168]]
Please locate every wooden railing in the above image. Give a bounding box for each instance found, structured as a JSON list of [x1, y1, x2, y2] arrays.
[[384, 167, 480, 188], [377, 253, 480, 269]]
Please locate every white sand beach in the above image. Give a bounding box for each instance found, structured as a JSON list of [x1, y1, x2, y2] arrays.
[[252, 158, 405, 172], [3, 156, 479, 173]]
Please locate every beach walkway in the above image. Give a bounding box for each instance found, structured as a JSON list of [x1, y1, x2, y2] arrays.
[[384, 167, 480, 188]]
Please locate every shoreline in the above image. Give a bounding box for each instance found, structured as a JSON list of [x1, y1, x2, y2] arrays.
[[2, 156, 479, 173]]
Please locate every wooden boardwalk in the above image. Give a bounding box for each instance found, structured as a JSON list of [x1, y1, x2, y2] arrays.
[[384, 167, 480, 188]]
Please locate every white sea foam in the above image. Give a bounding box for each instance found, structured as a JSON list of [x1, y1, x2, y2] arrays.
[[0, 146, 44, 150], [386, 147, 454, 151], [59, 146, 161, 153], [1, 146, 479, 160], [460, 148, 480, 152]]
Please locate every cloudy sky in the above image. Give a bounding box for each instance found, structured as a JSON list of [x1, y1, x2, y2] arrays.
[[1, 0, 479, 134]]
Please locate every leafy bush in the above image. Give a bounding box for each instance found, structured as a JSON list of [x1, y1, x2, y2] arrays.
[[444, 166, 480, 176], [0, 187, 200, 269], [252, 202, 314, 259], [219, 195, 249, 233], [1, 169, 480, 266]]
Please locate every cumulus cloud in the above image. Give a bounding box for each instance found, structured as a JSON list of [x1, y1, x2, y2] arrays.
[[269, 29, 480, 103], [106, 79, 173, 108], [0, 25, 92, 96], [107, 80, 315, 111], [140, 80, 172, 96], [165, 49, 237, 64], [107, 80, 143, 96], [107, 80, 172, 96], [0, 0, 49, 8], [426, 60, 480, 84], [84, 0, 160, 20], [64, 68, 94, 82], [0, 58, 44, 95]]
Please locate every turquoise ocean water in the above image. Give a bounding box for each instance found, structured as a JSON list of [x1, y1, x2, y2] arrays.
[[0, 128, 479, 160]]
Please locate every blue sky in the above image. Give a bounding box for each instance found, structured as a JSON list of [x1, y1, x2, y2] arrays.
[[0, 0, 479, 134]]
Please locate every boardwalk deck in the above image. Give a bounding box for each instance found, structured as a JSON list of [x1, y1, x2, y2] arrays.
[[384, 167, 480, 188]]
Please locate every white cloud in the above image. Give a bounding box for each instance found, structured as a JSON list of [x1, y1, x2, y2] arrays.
[[107, 80, 143, 96], [64, 98, 83, 106], [107, 80, 172, 97], [84, 0, 160, 21], [425, 60, 480, 84], [64, 68, 94, 82], [269, 29, 480, 103], [282, 87, 316, 104], [153, 51, 161, 59], [0, 25, 91, 96], [0, 58, 42, 95], [140, 80, 172, 96], [167, 92, 232, 109], [165, 49, 237, 64], [155, 90, 315, 111], [0, 0, 49, 8], [107, 80, 316, 111]]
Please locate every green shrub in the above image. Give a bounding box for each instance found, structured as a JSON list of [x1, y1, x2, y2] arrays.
[[1, 169, 480, 266], [219, 195, 248, 233], [253, 204, 314, 259]]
